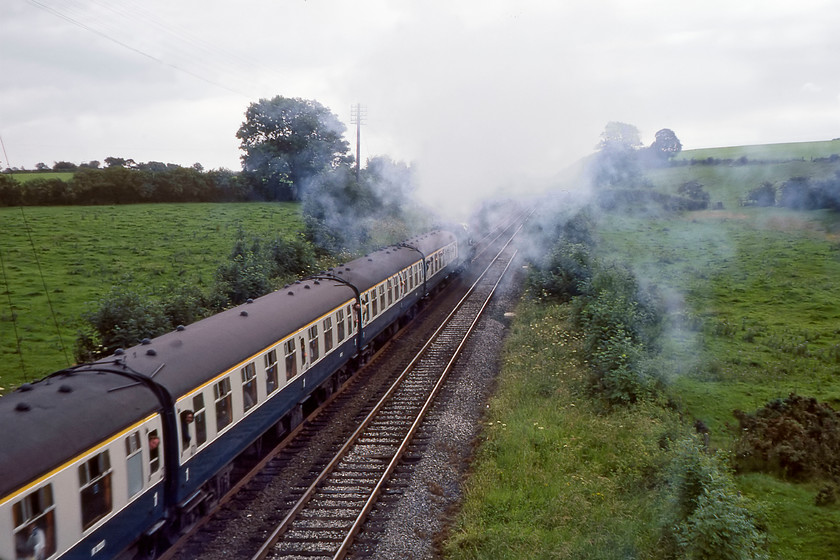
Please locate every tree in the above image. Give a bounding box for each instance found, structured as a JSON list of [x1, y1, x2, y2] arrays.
[[677, 180, 710, 210], [52, 161, 78, 171], [236, 96, 352, 201], [650, 128, 682, 160], [597, 121, 642, 151], [591, 122, 643, 187], [744, 182, 776, 207], [104, 157, 126, 168]]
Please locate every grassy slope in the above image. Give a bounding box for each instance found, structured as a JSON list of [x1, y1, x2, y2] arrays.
[[674, 139, 840, 162], [0, 203, 303, 391], [604, 145, 840, 557], [444, 302, 683, 560], [446, 140, 840, 559]]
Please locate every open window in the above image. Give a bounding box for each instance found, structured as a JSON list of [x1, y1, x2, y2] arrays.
[[13, 485, 56, 560]]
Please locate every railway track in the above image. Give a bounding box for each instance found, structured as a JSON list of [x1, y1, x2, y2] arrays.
[[254, 230, 520, 560], [162, 216, 526, 560]]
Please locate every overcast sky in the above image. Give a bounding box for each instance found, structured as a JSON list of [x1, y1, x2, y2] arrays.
[[2, 0, 839, 209]]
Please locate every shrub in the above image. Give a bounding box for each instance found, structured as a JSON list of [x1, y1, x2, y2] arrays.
[[665, 438, 767, 560], [572, 263, 664, 405], [267, 234, 316, 280], [530, 241, 593, 301], [75, 286, 171, 361], [211, 250, 271, 308], [733, 394, 840, 480], [742, 182, 776, 207]]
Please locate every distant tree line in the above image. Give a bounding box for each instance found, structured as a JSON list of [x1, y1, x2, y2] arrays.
[[672, 154, 840, 167]]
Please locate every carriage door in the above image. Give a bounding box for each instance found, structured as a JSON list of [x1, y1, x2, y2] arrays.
[[179, 394, 206, 463]]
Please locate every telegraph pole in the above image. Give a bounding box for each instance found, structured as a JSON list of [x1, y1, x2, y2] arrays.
[[350, 103, 366, 180]]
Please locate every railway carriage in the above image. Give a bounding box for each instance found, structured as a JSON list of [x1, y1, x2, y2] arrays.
[[0, 229, 461, 560]]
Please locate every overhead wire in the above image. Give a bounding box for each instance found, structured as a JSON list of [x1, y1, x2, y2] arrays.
[[17, 207, 72, 368], [24, 0, 257, 99], [0, 242, 28, 382]]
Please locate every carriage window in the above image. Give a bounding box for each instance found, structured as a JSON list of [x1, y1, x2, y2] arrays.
[[336, 309, 345, 342], [350, 304, 358, 333], [79, 451, 112, 530], [308, 324, 320, 362], [361, 294, 370, 324], [387, 278, 393, 305], [13, 485, 56, 560], [284, 339, 297, 380], [370, 290, 378, 317], [214, 378, 233, 431], [241, 362, 257, 412], [148, 430, 161, 474], [125, 431, 143, 498], [379, 285, 386, 310], [193, 394, 207, 446], [323, 317, 334, 353], [265, 350, 279, 394]]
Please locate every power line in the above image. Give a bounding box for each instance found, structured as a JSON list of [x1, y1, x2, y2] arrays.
[[25, 0, 253, 98]]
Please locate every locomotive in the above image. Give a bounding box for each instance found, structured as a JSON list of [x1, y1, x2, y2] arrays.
[[0, 228, 464, 560]]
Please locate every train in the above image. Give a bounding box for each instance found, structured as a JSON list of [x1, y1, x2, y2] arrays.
[[1, 228, 467, 560]]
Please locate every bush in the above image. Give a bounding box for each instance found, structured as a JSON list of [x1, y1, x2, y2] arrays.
[[75, 286, 171, 361], [530, 241, 592, 301], [733, 394, 840, 480], [571, 263, 664, 405], [211, 250, 272, 308], [267, 234, 317, 280], [742, 182, 776, 207], [665, 438, 767, 560]]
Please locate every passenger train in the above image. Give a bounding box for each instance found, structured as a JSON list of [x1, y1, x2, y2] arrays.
[[0, 228, 465, 560]]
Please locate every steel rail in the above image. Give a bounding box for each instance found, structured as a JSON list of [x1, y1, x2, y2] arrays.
[[251, 224, 523, 560]]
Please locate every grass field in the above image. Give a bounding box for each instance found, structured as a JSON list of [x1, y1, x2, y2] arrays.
[[597, 211, 840, 558], [9, 171, 74, 183], [0, 203, 304, 391], [444, 302, 686, 559], [445, 142, 840, 558], [676, 139, 840, 162]]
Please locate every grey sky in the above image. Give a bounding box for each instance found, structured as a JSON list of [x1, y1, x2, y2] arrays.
[[2, 0, 839, 211]]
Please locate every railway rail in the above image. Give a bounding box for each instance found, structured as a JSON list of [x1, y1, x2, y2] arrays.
[[161, 215, 527, 560], [254, 229, 520, 560]]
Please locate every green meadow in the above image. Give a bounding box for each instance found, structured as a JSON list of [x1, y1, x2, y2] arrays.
[[10, 171, 74, 183], [673, 139, 840, 162], [446, 140, 840, 558], [0, 203, 303, 391]]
